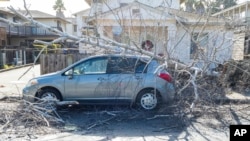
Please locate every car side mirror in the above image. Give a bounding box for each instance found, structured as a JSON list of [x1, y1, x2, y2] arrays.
[[66, 69, 73, 79]]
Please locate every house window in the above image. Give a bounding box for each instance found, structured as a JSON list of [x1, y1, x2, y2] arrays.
[[57, 21, 63, 31], [132, 9, 140, 15], [190, 33, 208, 59], [73, 25, 77, 32], [13, 17, 20, 22], [57, 21, 61, 27], [0, 13, 7, 19], [1, 40, 6, 46], [120, 3, 128, 7], [245, 37, 250, 56]]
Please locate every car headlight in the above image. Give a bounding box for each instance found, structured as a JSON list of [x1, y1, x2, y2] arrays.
[[26, 79, 39, 87]]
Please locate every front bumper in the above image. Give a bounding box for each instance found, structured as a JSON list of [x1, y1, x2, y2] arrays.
[[22, 86, 38, 102]]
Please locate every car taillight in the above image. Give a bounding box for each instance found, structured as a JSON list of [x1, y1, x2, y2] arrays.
[[158, 72, 172, 82]]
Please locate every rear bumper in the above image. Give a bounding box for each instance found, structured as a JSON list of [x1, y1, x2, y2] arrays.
[[159, 83, 175, 103]]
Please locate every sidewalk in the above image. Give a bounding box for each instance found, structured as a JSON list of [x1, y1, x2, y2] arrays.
[[224, 91, 250, 102], [0, 64, 34, 73], [0, 64, 40, 98]]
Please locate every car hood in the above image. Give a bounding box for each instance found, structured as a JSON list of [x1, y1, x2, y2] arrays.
[[35, 71, 60, 80]]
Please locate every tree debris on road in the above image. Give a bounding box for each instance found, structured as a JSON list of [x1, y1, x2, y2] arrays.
[[222, 59, 250, 93]]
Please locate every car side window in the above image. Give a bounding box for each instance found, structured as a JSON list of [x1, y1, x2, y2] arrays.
[[107, 57, 147, 74], [73, 57, 108, 75], [107, 57, 135, 74], [135, 60, 147, 73]]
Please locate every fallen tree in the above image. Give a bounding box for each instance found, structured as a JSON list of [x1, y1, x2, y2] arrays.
[[0, 4, 202, 109], [0, 0, 248, 114]]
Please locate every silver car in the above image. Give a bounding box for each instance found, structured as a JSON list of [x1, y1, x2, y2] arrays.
[[23, 54, 175, 110]]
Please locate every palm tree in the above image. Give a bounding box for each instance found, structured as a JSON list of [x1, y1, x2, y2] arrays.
[[184, 0, 205, 14], [53, 0, 66, 17]]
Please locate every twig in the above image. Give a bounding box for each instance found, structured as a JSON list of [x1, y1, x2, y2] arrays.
[[147, 114, 172, 120], [153, 125, 179, 132], [87, 117, 115, 130], [100, 111, 121, 116], [41, 114, 50, 127], [0, 115, 11, 132], [0, 96, 8, 101]]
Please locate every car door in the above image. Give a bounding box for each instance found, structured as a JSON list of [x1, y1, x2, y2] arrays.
[[107, 57, 147, 100], [63, 56, 109, 101]]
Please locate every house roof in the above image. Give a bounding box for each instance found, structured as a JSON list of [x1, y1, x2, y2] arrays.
[[89, 1, 170, 20], [18, 10, 71, 23], [0, 7, 14, 15], [1, 7, 71, 23], [85, 1, 225, 26], [73, 8, 90, 16], [85, 0, 91, 6], [19, 10, 55, 18], [161, 7, 228, 25]]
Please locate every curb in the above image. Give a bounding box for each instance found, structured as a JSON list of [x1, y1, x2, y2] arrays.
[[0, 64, 35, 73], [214, 98, 250, 104]]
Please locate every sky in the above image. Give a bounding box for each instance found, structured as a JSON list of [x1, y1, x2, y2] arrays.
[[0, 0, 90, 17], [239, 0, 248, 3], [1, 0, 249, 17]]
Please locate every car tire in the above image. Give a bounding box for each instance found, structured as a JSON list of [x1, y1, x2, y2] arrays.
[[37, 88, 62, 110], [136, 89, 161, 110], [37, 88, 61, 101]]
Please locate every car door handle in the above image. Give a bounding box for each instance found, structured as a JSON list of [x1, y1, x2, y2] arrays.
[[98, 77, 106, 81]]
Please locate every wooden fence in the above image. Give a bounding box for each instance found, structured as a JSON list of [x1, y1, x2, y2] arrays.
[[40, 54, 91, 74], [0, 48, 37, 69]]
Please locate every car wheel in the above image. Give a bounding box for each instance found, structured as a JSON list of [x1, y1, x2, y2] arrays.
[[136, 89, 160, 110], [37, 88, 61, 110], [38, 88, 61, 101]]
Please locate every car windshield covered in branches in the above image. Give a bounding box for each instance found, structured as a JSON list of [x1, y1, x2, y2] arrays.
[[23, 54, 175, 110]]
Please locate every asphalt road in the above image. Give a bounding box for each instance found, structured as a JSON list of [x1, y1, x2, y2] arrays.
[[0, 65, 40, 97]]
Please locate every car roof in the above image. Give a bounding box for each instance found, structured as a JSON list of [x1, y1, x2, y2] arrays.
[[95, 54, 151, 59], [60, 54, 154, 73]]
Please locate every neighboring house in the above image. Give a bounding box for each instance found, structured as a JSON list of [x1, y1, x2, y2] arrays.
[[212, 1, 250, 60], [66, 17, 78, 36], [0, 8, 74, 67], [74, 0, 234, 68], [0, 7, 11, 46], [0, 8, 71, 47], [73, 9, 92, 37]]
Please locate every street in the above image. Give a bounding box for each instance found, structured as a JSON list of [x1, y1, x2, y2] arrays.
[[1, 65, 249, 141]]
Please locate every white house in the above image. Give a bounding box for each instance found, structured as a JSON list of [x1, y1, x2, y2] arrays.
[[74, 0, 235, 68], [213, 1, 250, 60]]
